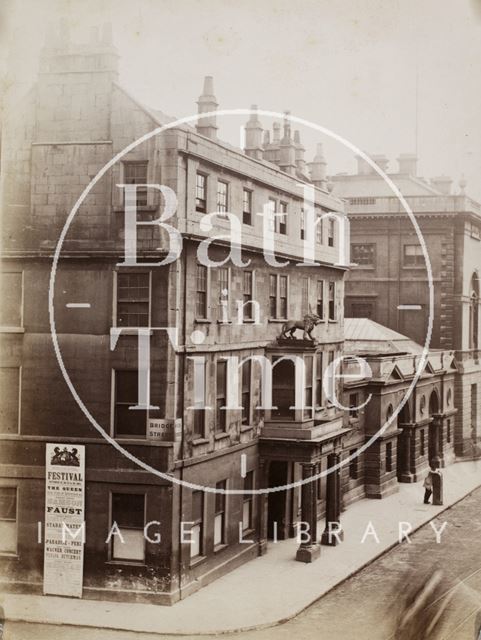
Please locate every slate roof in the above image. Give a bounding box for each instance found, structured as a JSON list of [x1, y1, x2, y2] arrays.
[[344, 317, 424, 355]]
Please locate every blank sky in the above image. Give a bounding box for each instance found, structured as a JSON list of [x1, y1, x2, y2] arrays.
[[3, 0, 481, 198]]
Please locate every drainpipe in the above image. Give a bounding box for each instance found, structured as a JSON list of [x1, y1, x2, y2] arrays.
[[177, 151, 189, 600]]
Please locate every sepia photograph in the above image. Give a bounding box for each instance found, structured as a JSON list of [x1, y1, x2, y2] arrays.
[[0, 1, 481, 638]]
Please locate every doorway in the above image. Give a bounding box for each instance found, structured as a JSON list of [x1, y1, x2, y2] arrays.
[[267, 461, 289, 539]]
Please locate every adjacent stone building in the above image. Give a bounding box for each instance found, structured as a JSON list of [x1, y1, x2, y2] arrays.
[[332, 155, 481, 458]]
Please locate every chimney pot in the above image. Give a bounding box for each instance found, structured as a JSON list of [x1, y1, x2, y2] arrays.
[[431, 175, 453, 195], [196, 75, 218, 139], [397, 153, 418, 176]]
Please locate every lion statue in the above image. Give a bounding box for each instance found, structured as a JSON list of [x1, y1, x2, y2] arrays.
[[280, 312, 322, 341]]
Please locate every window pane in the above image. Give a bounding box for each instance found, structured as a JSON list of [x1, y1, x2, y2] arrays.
[[351, 244, 375, 266], [241, 360, 251, 424], [215, 482, 226, 512], [243, 271, 252, 295], [116, 370, 138, 403], [214, 513, 224, 546], [113, 529, 145, 561], [216, 360, 227, 397], [196, 174, 207, 212], [244, 471, 253, 492], [124, 163, 148, 207], [243, 190, 252, 225], [196, 264, 208, 317], [193, 409, 205, 438], [0, 369, 20, 434], [0, 521, 16, 553], [0, 273, 22, 327], [242, 500, 251, 531], [316, 353, 323, 406], [328, 218, 335, 246], [117, 273, 149, 327], [217, 181, 228, 212], [114, 371, 146, 437], [112, 493, 144, 528], [190, 523, 201, 558], [192, 490, 203, 522], [0, 488, 17, 520], [317, 280, 324, 318], [316, 215, 323, 243]]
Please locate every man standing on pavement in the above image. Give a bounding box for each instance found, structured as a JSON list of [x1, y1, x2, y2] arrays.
[[423, 462, 440, 504]]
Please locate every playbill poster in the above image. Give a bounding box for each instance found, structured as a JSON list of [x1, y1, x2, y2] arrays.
[[1, 0, 481, 639], [43, 444, 85, 598]]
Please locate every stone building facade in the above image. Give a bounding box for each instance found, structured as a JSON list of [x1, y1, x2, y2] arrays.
[[332, 155, 481, 458], [0, 28, 350, 603], [0, 29, 461, 605]]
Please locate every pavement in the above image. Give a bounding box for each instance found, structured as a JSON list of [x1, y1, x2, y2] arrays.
[[3, 459, 481, 636]]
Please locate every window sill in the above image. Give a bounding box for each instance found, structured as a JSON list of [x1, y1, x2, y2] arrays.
[[113, 327, 153, 336], [0, 327, 25, 334], [240, 318, 257, 323], [214, 543, 228, 554], [194, 318, 211, 324], [217, 320, 232, 325], [214, 432, 230, 441], [192, 437, 209, 446], [328, 319, 338, 323], [402, 265, 425, 270], [114, 437, 173, 447], [352, 265, 375, 270], [190, 554, 207, 568], [0, 552, 18, 558], [106, 560, 147, 568], [240, 424, 254, 433], [267, 318, 287, 323], [113, 205, 158, 213]]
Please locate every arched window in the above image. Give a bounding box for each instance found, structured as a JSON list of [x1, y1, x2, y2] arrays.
[[469, 273, 479, 350], [386, 404, 394, 422], [429, 390, 439, 416]]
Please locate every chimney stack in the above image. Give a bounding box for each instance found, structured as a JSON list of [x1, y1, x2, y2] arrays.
[[279, 112, 296, 175], [356, 155, 371, 175], [196, 76, 218, 139], [431, 176, 453, 195], [370, 154, 389, 173], [293, 130, 307, 176], [310, 143, 328, 190], [397, 153, 418, 176], [263, 122, 281, 165], [244, 105, 263, 160]]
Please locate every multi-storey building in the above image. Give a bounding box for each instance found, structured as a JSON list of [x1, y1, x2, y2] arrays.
[[332, 154, 481, 459], [0, 27, 350, 603], [0, 28, 461, 605]]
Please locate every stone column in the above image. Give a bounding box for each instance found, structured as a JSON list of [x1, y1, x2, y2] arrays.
[[398, 427, 414, 483], [296, 463, 320, 563], [437, 418, 445, 467], [258, 459, 269, 556], [321, 452, 344, 546], [431, 417, 441, 468]]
